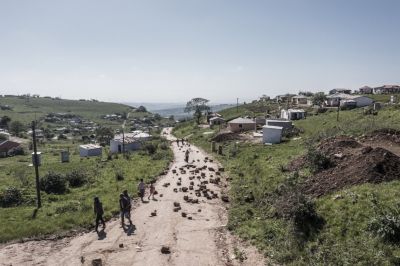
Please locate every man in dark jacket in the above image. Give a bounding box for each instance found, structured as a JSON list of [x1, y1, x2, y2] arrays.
[[94, 197, 105, 232], [120, 193, 132, 226]]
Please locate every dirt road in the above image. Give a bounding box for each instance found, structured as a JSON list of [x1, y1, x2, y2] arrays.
[[0, 128, 265, 266]]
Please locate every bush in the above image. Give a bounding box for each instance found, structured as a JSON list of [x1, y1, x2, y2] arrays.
[[115, 170, 124, 181], [144, 143, 157, 155], [40, 172, 68, 194], [66, 170, 88, 188], [0, 187, 23, 207], [291, 195, 325, 240], [306, 146, 333, 173], [368, 205, 400, 244]]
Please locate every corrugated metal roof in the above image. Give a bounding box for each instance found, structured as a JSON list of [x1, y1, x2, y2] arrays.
[[228, 118, 255, 124]]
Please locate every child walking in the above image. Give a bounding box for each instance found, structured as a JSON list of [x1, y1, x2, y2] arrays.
[[148, 181, 156, 200]]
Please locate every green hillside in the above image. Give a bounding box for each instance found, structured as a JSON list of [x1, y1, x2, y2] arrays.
[[0, 96, 132, 127], [173, 100, 400, 265]]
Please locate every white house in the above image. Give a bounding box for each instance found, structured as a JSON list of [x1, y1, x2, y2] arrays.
[[79, 144, 102, 157], [280, 109, 306, 120], [263, 125, 283, 144], [291, 95, 312, 106], [110, 131, 152, 153], [325, 94, 373, 107]]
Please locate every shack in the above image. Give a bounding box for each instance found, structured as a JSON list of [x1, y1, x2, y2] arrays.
[[0, 140, 21, 157], [79, 144, 102, 157], [228, 118, 256, 133], [280, 109, 306, 120], [209, 117, 225, 126], [263, 125, 283, 144], [266, 119, 293, 130], [110, 131, 151, 153]]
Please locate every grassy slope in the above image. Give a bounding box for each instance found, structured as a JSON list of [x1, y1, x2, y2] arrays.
[[173, 103, 400, 265], [0, 138, 173, 243], [0, 96, 133, 127]]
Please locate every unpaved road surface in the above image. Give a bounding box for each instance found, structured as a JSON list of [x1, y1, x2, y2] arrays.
[[0, 128, 266, 266]]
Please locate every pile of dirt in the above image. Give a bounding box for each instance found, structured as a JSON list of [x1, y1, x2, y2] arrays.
[[211, 132, 245, 142], [302, 145, 400, 197], [362, 128, 400, 144]]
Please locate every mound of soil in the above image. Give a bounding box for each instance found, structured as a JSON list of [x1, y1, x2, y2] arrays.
[[362, 128, 400, 144], [211, 132, 243, 142], [318, 136, 362, 154], [302, 146, 400, 197]]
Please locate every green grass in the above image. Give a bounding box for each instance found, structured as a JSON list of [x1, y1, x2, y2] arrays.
[[0, 138, 172, 243], [172, 104, 400, 265]]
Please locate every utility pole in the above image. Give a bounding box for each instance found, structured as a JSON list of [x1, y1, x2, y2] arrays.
[[337, 98, 341, 122], [122, 127, 125, 154], [237, 98, 239, 113], [31, 121, 41, 208]]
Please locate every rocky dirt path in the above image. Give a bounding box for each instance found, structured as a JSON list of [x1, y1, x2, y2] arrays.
[[0, 128, 266, 266]]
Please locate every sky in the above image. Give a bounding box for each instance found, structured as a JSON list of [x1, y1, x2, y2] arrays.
[[0, 0, 399, 103]]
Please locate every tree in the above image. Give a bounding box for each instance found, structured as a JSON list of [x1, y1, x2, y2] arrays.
[[184, 98, 210, 124], [9, 121, 25, 136], [95, 127, 114, 144], [0, 116, 11, 129], [137, 106, 147, 113], [312, 92, 327, 107], [154, 113, 162, 120]]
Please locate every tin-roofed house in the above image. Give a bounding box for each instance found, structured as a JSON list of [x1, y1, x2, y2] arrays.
[[110, 131, 152, 153], [79, 144, 102, 157], [0, 140, 22, 158], [280, 109, 306, 120]]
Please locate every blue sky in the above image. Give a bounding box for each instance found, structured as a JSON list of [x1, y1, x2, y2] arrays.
[[0, 0, 399, 103]]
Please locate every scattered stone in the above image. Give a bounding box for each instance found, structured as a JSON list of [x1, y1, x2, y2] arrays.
[[160, 194, 163, 197], [182, 187, 188, 192], [161, 246, 171, 254], [198, 209, 201, 212], [188, 217, 192, 220], [181, 212, 187, 218], [221, 195, 229, 202], [119, 243, 124, 248], [218, 167, 225, 172], [92, 259, 102, 266], [173, 207, 181, 212], [151, 210, 157, 217], [173, 188, 178, 192], [174, 202, 181, 207]]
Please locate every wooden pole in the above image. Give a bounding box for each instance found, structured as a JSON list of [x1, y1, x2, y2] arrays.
[[337, 98, 341, 122], [31, 121, 41, 208]]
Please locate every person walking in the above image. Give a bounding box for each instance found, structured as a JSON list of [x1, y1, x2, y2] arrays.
[[93, 197, 105, 232], [148, 181, 156, 200], [185, 149, 190, 163], [119, 193, 132, 226], [123, 190, 133, 225], [138, 179, 146, 202]]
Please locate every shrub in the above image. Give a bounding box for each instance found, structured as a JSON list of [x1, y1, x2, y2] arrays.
[[144, 143, 157, 155], [66, 170, 88, 188], [0, 187, 23, 207], [40, 172, 68, 194], [159, 142, 169, 150], [368, 205, 400, 244], [291, 195, 325, 240], [306, 146, 333, 173], [115, 170, 124, 181]]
